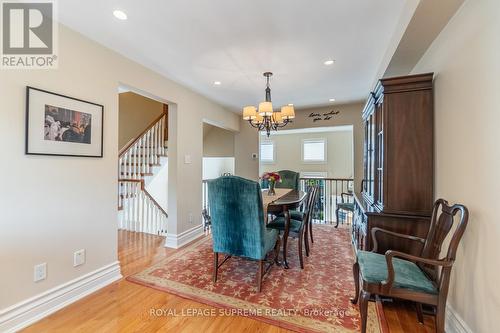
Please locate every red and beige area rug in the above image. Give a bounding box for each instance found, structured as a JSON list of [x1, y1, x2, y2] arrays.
[[128, 225, 382, 333]]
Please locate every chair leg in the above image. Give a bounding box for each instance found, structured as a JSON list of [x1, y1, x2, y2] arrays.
[[274, 237, 281, 265], [257, 260, 264, 292], [435, 302, 446, 333], [304, 221, 310, 257], [298, 230, 304, 269], [309, 218, 314, 243], [283, 227, 290, 269], [359, 290, 370, 333], [335, 207, 340, 228], [213, 252, 218, 283], [416, 302, 424, 324], [351, 261, 360, 304]]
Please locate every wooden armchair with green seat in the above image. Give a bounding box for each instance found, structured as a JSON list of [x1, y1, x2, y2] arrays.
[[335, 180, 363, 228], [351, 199, 469, 333]]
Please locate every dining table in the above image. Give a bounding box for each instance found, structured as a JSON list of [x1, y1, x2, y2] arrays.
[[262, 188, 308, 269]]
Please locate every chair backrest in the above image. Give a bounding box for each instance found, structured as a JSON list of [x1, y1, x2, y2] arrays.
[[303, 185, 319, 227], [276, 170, 300, 190], [420, 199, 469, 288], [207, 176, 268, 260]]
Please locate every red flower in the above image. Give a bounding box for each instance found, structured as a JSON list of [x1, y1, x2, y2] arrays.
[[261, 172, 281, 182]]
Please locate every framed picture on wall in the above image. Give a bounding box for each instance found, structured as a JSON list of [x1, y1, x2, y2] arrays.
[[26, 86, 104, 157]]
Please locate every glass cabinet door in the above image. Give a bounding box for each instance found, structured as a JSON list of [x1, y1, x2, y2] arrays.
[[376, 102, 384, 206]]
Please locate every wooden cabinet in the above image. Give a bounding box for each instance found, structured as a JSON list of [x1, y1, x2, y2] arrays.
[[353, 73, 434, 255]]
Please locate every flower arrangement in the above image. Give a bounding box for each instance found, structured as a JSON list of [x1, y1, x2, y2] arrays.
[[262, 172, 281, 183], [262, 172, 281, 195]]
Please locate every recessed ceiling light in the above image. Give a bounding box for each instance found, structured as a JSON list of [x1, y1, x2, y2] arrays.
[[213, 81, 221, 85], [324, 59, 335, 66], [113, 10, 127, 20], [288, 103, 294, 106], [329, 98, 336, 102]]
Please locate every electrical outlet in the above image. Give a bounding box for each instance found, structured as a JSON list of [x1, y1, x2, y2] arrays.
[[73, 249, 85, 267], [34, 263, 47, 282], [188, 213, 194, 224]]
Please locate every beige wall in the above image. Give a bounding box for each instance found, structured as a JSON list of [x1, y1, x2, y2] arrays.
[[412, 0, 499, 331], [260, 129, 353, 179], [203, 123, 235, 157], [235, 102, 364, 188], [0, 24, 238, 314], [118, 92, 164, 149]]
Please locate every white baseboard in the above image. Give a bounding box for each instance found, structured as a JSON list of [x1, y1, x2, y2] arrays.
[[446, 304, 473, 333], [165, 224, 204, 249], [0, 261, 122, 333]]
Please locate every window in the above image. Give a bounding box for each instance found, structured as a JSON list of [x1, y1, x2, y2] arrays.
[[302, 139, 326, 163], [260, 141, 275, 163]]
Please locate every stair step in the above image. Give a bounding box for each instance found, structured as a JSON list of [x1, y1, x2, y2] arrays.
[[123, 153, 167, 158], [120, 172, 153, 177], [121, 162, 161, 167], [119, 194, 139, 199]]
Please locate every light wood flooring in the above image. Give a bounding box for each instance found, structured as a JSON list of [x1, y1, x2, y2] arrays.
[[22, 230, 436, 332]]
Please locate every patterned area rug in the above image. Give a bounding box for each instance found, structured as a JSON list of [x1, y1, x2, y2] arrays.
[[128, 225, 381, 333]]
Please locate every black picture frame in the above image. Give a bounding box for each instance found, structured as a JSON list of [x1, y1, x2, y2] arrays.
[[25, 86, 104, 157]]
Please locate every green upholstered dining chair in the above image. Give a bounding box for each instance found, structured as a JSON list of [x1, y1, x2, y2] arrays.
[[275, 170, 300, 190], [351, 199, 469, 333], [208, 176, 280, 292]]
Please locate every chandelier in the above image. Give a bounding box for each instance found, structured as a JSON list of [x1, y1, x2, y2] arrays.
[[242, 72, 295, 137]]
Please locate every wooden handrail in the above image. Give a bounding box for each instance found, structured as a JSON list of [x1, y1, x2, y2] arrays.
[[119, 110, 167, 157], [119, 178, 168, 217]]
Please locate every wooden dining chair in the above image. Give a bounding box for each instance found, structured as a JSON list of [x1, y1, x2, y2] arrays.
[[351, 199, 469, 333], [267, 186, 316, 269]]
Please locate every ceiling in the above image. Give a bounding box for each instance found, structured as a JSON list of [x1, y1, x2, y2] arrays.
[[58, 0, 419, 112], [384, 0, 465, 77]]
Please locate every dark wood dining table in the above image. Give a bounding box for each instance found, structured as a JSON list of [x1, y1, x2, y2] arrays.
[[265, 189, 307, 269]]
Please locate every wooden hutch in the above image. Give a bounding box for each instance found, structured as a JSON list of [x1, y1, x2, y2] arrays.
[[352, 73, 434, 256]]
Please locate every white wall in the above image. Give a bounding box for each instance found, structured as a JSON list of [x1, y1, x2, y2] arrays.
[[202, 158, 235, 180], [412, 1, 499, 331], [259, 128, 354, 179], [0, 23, 239, 318], [145, 158, 168, 211]]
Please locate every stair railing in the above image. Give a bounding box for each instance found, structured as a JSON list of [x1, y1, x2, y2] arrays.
[[118, 111, 168, 235], [118, 179, 167, 235]]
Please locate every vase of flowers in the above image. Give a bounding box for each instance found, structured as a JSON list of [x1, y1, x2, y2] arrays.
[[262, 172, 281, 196]]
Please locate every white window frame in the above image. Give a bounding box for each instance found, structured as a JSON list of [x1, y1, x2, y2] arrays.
[[302, 138, 327, 164], [260, 140, 276, 164]]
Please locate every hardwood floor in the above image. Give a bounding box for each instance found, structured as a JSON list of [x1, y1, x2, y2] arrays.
[[22, 230, 436, 333]]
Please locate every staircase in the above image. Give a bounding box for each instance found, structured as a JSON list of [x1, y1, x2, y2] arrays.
[[118, 111, 168, 235]]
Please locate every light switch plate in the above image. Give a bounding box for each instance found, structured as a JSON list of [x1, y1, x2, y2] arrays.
[[73, 249, 85, 267], [34, 263, 47, 282], [184, 154, 192, 164]]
